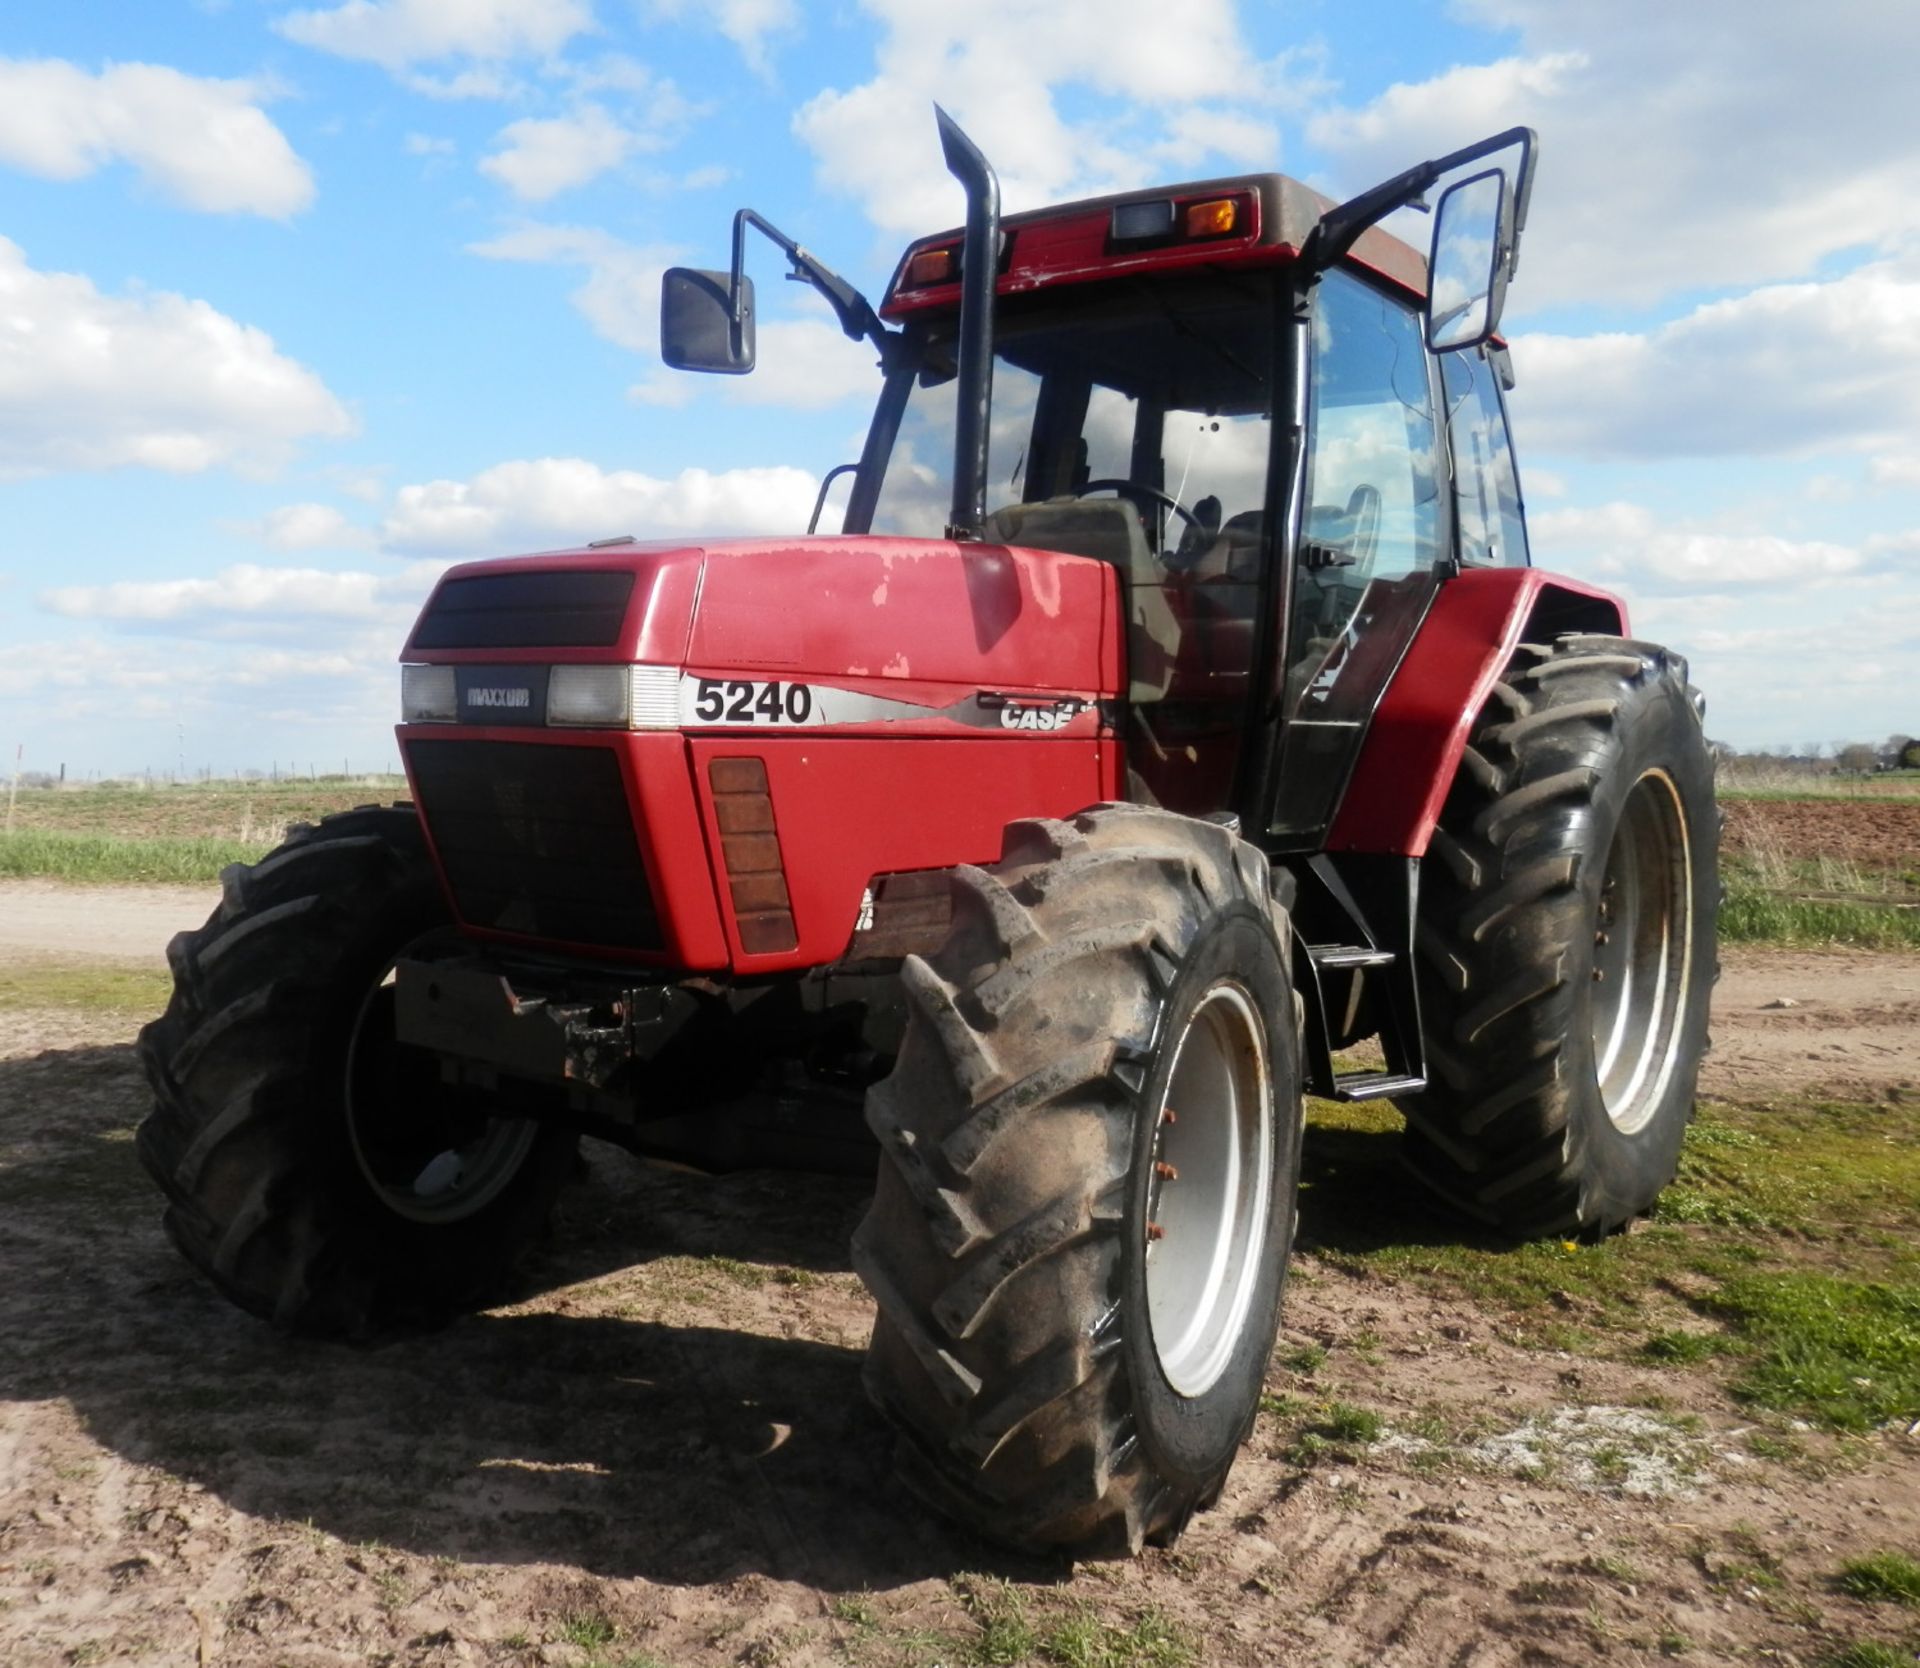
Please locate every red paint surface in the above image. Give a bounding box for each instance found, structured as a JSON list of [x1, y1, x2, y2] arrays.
[[690, 734, 1108, 971], [402, 546, 703, 666], [884, 190, 1267, 318], [405, 536, 1120, 707], [686, 538, 1114, 697], [1326, 570, 1627, 858]]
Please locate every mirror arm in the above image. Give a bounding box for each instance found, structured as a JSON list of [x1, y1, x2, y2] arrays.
[[1304, 126, 1536, 273], [730, 208, 893, 356]]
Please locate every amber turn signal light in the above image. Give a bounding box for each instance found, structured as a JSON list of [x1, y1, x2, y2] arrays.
[[1184, 197, 1239, 238], [904, 246, 957, 287]]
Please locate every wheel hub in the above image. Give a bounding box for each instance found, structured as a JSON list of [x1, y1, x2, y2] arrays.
[[1145, 981, 1274, 1398], [345, 964, 542, 1225], [1591, 769, 1694, 1133]]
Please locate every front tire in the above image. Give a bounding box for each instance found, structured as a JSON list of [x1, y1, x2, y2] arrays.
[[1401, 635, 1717, 1236], [136, 806, 576, 1336], [854, 805, 1302, 1556]]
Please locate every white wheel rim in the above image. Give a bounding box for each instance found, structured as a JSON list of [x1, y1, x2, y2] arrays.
[[1145, 981, 1275, 1398], [1591, 769, 1694, 1134]]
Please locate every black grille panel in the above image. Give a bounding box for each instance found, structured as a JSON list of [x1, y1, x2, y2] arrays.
[[410, 570, 635, 650], [409, 739, 661, 950]]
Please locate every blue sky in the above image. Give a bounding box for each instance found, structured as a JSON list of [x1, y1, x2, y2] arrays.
[[2, 0, 1916, 777]]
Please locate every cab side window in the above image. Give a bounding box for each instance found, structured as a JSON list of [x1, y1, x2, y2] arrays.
[[1440, 346, 1530, 567]]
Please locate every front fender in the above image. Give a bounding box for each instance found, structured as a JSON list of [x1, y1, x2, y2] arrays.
[[1325, 568, 1626, 857]]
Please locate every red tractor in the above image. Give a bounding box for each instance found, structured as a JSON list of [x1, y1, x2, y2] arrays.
[[138, 113, 1716, 1557]]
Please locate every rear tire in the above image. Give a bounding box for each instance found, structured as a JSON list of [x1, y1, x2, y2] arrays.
[[136, 806, 576, 1336], [1400, 635, 1717, 1236], [855, 805, 1302, 1556]]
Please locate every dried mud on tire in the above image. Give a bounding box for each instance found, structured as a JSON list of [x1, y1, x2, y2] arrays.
[[2, 948, 1918, 1667]]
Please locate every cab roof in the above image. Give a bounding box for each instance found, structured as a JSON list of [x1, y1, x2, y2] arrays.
[[879, 172, 1429, 321]]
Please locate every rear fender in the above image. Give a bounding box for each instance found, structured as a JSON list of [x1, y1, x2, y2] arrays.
[[1325, 568, 1625, 858]]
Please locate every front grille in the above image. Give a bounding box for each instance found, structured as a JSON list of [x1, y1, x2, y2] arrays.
[[408, 739, 662, 950], [409, 570, 635, 650]]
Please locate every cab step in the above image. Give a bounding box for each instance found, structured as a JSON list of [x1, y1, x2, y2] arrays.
[[1327, 1070, 1426, 1103]]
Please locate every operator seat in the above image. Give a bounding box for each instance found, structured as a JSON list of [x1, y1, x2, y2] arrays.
[[983, 496, 1180, 702]]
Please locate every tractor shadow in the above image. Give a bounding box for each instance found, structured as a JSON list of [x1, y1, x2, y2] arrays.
[[1292, 1102, 1513, 1259], [0, 1037, 1048, 1590], [1, 1038, 1480, 1591]]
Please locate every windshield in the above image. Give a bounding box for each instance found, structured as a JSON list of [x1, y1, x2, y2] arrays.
[[860, 273, 1280, 816], [864, 273, 1276, 550]]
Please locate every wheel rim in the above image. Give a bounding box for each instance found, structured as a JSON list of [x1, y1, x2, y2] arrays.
[[1591, 769, 1694, 1134], [1145, 981, 1274, 1399], [344, 964, 540, 1225]]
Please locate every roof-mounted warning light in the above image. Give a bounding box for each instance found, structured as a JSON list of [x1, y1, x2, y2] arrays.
[[1110, 193, 1245, 247]]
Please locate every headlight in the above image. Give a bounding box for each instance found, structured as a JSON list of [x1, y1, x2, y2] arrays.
[[400, 663, 456, 723], [547, 664, 631, 727]]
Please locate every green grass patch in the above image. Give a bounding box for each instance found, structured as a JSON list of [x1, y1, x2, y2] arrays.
[[1837, 1552, 1920, 1606], [1819, 1644, 1914, 1668], [1297, 1093, 1920, 1426], [1720, 877, 1920, 950], [0, 828, 266, 885], [4, 779, 404, 842], [0, 962, 173, 1013], [1708, 1274, 1920, 1431]]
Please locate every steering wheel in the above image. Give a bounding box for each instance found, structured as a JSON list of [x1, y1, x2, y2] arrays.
[[1078, 477, 1203, 535]]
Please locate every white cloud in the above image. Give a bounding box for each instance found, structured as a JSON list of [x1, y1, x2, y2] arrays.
[[632, 312, 882, 409], [1529, 501, 1888, 592], [244, 502, 377, 550], [1308, 0, 1920, 309], [467, 222, 673, 351], [0, 57, 313, 217], [794, 0, 1302, 237], [1869, 455, 1920, 489], [0, 238, 352, 478], [652, 0, 797, 75], [381, 456, 819, 554], [480, 103, 637, 200], [1510, 254, 1920, 462], [404, 132, 455, 155], [275, 0, 592, 72], [41, 563, 394, 623]]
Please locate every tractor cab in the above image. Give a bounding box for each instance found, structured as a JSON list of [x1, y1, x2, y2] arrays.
[[665, 118, 1539, 848]]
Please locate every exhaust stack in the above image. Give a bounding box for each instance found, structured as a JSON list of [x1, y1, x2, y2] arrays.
[[934, 107, 999, 542]]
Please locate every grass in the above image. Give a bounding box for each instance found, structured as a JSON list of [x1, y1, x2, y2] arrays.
[[1837, 1552, 1920, 1606], [0, 778, 407, 885], [949, 1577, 1198, 1668], [1709, 1275, 1920, 1431], [1299, 1094, 1920, 1432], [1819, 1645, 1915, 1668], [1720, 876, 1920, 950], [557, 1611, 620, 1650], [0, 828, 268, 885], [3, 778, 404, 840], [0, 961, 173, 1013]]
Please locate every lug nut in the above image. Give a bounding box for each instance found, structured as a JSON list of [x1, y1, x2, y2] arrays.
[[1146, 1223, 1166, 1242], [1154, 1161, 1179, 1182], [1160, 1108, 1179, 1125]]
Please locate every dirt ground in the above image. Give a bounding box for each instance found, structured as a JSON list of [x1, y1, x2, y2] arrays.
[[3, 882, 1918, 1667], [1722, 798, 1920, 876]]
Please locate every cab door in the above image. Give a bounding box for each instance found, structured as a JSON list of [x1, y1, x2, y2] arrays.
[[1264, 267, 1449, 846]]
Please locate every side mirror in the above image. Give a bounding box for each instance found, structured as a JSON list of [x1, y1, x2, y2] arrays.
[[660, 267, 755, 374], [1426, 168, 1513, 353]]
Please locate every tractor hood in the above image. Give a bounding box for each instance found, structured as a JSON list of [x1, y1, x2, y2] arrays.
[[401, 535, 1122, 734]]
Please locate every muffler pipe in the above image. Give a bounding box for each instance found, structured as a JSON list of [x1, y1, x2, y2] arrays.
[[934, 105, 999, 542]]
